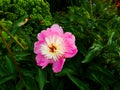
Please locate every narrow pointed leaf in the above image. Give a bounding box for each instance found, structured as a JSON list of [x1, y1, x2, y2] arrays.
[[16, 80, 25, 90], [67, 74, 89, 90], [5, 55, 16, 73], [82, 43, 103, 63], [24, 76, 38, 90], [36, 68, 47, 90], [0, 73, 17, 85], [107, 32, 115, 45]]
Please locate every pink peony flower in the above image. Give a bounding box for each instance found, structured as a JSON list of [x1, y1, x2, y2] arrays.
[[34, 24, 78, 73]]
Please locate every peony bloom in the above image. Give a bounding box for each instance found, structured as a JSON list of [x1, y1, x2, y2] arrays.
[[34, 24, 78, 73]]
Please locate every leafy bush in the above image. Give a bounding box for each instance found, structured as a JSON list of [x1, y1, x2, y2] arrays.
[[0, 0, 120, 90], [0, 0, 52, 38], [52, 1, 120, 89]]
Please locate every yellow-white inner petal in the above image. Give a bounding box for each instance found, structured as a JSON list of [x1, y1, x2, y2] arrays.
[[40, 36, 65, 61]]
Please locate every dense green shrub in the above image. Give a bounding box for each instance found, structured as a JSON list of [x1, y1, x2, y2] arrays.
[[0, 0, 52, 38], [0, 0, 120, 90]]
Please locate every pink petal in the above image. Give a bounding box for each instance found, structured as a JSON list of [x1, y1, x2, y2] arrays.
[[65, 45, 78, 58], [64, 32, 78, 58], [49, 24, 64, 36], [36, 54, 51, 69], [52, 57, 65, 73], [37, 30, 45, 41], [37, 30, 51, 41], [34, 40, 45, 54], [34, 41, 41, 54], [51, 24, 63, 33], [37, 24, 64, 42], [64, 32, 75, 43]]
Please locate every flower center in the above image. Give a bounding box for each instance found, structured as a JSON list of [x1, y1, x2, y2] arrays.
[[49, 44, 57, 53], [40, 36, 65, 61]]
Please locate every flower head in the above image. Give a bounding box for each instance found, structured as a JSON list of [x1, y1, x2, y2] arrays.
[[34, 24, 78, 73]]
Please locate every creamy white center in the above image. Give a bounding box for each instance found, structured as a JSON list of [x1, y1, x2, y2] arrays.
[[40, 36, 65, 61]]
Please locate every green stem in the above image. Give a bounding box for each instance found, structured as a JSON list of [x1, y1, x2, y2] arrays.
[[0, 23, 25, 49], [90, 0, 93, 18], [0, 30, 22, 80]]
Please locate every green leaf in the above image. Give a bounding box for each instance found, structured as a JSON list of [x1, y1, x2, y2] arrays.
[[67, 74, 89, 90], [15, 50, 32, 61], [36, 68, 47, 90], [0, 73, 17, 85], [56, 68, 74, 76], [89, 66, 116, 85], [24, 76, 38, 90], [5, 55, 16, 73], [57, 80, 64, 90], [16, 80, 25, 90], [82, 43, 103, 63], [116, 47, 120, 56], [0, 19, 12, 29], [91, 73, 109, 90], [50, 72, 58, 90], [12, 15, 28, 35], [15, 51, 31, 57], [107, 31, 115, 46], [19, 31, 32, 49], [90, 66, 111, 77], [2, 31, 9, 39], [0, 66, 7, 76]]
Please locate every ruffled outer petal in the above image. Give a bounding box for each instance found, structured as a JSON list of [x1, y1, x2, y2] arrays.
[[36, 54, 51, 69], [37, 24, 64, 42], [52, 57, 65, 73], [34, 41, 40, 54], [37, 30, 46, 41], [51, 24, 63, 34], [64, 32, 78, 58], [34, 40, 45, 54]]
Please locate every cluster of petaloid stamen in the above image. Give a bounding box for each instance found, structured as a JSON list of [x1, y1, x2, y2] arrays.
[[49, 44, 57, 53]]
